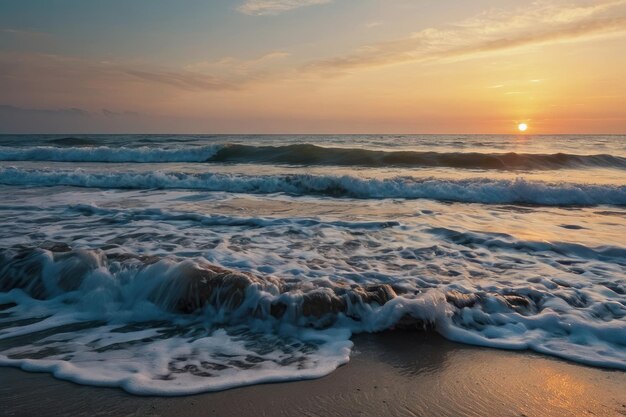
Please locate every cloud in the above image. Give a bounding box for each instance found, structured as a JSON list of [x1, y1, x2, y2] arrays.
[[125, 51, 290, 91], [0, 105, 171, 133], [303, 0, 626, 75], [102, 109, 139, 118], [0, 52, 244, 95], [0, 27, 57, 52], [0, 28, 53, 40], [0, 104, 89, 117], [238, 0, 331, 15], [125, 69, 239, 91], [183, 51, 289, 77], [123, 1, 626, 89], [2, 0, 625, 100], [0, 105, 89, 133], [364, 21, 383, 29]]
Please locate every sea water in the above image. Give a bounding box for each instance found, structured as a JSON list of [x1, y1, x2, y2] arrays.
[[0, 134, 624, 395]]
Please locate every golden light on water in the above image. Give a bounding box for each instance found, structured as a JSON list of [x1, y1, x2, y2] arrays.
[[518, 123, 528, 132]]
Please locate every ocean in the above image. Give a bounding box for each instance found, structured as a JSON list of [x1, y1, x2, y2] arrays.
[[0, 134, 624, 395]]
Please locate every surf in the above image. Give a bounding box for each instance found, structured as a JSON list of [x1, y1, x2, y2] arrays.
[[1, 143, 625, 170], [0, 244, 624, 395], [0, 166, 624, 206]]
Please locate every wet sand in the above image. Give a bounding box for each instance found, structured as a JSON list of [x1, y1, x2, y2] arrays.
[[1, 332, 624, 417]]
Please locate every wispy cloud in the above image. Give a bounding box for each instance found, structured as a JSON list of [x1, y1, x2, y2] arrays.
[[0, 52, 244, 94], [126, 51, 290, 91], [0, 104, 88, 117], [0, 27, 57, 51], [0, 104, 89, 133], [303, 0, 626, 75], [0, 28, 53, 39], [125, 70, 239, 91], [184, 51, 290, 76], [237, 0, 332, 16], [0, 104, 180, 133], [102, 109, 139, 118], [2, 0, 625, 97], [364, 21, 384, 29], [129, 1, 626, 90]]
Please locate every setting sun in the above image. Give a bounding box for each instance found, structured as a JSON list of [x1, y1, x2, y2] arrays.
[[1, 1, 626, 416]]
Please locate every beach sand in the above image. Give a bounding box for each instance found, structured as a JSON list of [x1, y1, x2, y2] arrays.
[[0, 331, 624, 417]]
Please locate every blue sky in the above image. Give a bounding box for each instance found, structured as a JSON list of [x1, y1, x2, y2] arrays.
[[2, 0, 485, 61]]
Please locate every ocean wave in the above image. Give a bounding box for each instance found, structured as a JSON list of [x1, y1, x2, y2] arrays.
[[0, 166, 624, 206], [47, 136, 100, 146], [1, 143, 625, 169], [208, 144, 626, 170], [428, 227, 626, 264], [68, 204, 400, 230], [0, 145, 221, 163], [0, 246, 624, 395]]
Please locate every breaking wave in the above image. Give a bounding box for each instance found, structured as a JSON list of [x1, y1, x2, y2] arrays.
[[0, 245, 624, 395], [1, 144, 625, 170], [0, 145, 221, 163], [0, 166, 624, 206], [208, 144, 626, 170]]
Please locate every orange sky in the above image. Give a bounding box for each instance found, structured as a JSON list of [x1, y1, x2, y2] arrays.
[[1, 0, 625, 133]]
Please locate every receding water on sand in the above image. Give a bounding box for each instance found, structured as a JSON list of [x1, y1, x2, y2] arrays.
[[1, 333, 625, 417]]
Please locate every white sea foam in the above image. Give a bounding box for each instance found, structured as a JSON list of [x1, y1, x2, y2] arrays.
[[2, 144, 625, 170], [0, 304, 353, 395], [0, 166, 624, 205], [0, 241, 624, 395], [0, 145, 222, 163], [68, 203, 401, 230], [0, 134, 625, 396]]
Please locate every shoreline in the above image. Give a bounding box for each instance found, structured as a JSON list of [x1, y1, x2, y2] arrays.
[[1, 332, 624, 417]]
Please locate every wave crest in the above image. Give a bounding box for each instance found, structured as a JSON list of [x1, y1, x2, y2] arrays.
[[209, 144, 626, 170], [0, 167, 624, 206], [1, 143, 625, 169], [0, 145, 221, 163]]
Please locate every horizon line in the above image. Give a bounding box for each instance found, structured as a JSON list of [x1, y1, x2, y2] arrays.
[[1, 132, 625, 136]]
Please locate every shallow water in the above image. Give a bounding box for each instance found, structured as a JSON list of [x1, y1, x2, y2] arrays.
[[0, 134, 624, 395]]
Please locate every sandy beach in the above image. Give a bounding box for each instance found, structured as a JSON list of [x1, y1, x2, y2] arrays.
[[1, 331, 624, 417]]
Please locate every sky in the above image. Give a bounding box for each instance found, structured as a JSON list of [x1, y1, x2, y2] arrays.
[[1, 0, 625, 134]]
